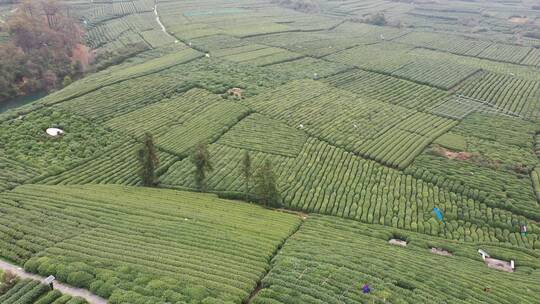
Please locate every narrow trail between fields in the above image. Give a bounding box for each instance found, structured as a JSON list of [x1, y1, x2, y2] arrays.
[[154, 0, 176, 41], [244, 216, 307, 303], [0, 260, 107, 304]]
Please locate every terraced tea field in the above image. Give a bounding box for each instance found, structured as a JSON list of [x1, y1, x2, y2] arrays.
[[0, 277, 88, 304], [1, 0, 540, 303], [254, 215, 540, 304], [0, 185, 300, 303]]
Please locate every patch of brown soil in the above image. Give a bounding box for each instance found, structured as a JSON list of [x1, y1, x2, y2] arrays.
[[509, 16, 528, 24], [430, 247, 453, 256], [433, 146, 473, 160], [485, 257, 514, 273], [444, 150, 473, 160]]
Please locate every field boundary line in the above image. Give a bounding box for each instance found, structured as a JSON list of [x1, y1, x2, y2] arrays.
[[244, 218, 307, 304]]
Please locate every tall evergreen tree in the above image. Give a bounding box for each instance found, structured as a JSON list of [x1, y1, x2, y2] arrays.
[[254, 159, 280, 207], [192, 143, 213, 191], [241, 151, 252, 201], [137, 132, 159, 186]]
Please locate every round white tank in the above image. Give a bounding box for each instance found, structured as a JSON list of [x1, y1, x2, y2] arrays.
[[46, 128, 64, 137]]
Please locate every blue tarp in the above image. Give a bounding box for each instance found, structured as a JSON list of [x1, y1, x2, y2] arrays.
[[434, 207, 444, 223]]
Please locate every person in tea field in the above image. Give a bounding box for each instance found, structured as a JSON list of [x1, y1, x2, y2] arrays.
[[520, 225, 528, 236], [362, 283, 371, 294]]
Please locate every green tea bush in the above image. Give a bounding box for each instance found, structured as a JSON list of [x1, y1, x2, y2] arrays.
[[1, 184, 300, 303]]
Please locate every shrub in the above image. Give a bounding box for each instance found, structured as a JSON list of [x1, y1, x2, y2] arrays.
[[34, 290, 62, 304], [365, 13, 387, 26], [67, 271, 94, 288], [23, 257, 42, 273], [0, 271, 18, 294]]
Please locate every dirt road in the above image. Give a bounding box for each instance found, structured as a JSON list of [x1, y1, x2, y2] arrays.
[[0, 260, 107, 304]]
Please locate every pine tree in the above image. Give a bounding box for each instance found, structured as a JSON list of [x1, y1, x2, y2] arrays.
[[137, 132, 159, 187], [192, 143, 213, 191], [254, 159, 280, 207], [241, 151, 252, 201]]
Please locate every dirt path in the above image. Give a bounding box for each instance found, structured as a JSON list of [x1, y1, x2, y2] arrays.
[[0, 260, 107, 304], [154, 0, 176, 41], [245, 219, 306, 303]]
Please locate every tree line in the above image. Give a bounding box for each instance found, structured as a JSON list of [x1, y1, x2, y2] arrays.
[[0, 0, 89, 104], [137, 133, 281, 207]]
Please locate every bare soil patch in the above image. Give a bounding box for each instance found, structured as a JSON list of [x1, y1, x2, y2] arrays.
[[485, 257, 514, 273], [509, 16, 528, 24], [433, 146, 473, 160], [430, 247, 453, 256]]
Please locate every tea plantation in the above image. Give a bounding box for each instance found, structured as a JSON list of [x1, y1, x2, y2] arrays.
[[0, 277, 88, 304], [0, 185, 300, 303], [0, 0, 539, 303]]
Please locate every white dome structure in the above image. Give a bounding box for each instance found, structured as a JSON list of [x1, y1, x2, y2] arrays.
[[46, 128, 64, 137]]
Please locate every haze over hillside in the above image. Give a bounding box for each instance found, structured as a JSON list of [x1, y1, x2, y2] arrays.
[[0, 0, 539, 303]]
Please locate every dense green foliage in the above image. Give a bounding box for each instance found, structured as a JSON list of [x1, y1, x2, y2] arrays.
[[191, 143, 213, 191], [163, 139, 538, 248], [408, 113, 539, 220], [244, 80, 457, 169], [253, 160, 281, 207], [0, 185, 300, 303], [37, 140, 177, 186], [217, 113, 307, 157], [0, 1, 87, 104], [457, 72, 540, 117], [241, 151, 252, 202], [0, 278, 87, 304], [0, 108, 121, 179], [137, 133, 159, 186], [254, 215, 540, 304], [1, 0, 540, 303]]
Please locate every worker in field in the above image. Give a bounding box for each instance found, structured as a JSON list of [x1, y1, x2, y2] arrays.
[[362, 283, 371, 294], [520, 225, 528, 236]]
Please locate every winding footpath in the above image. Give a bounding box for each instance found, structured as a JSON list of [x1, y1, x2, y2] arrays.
[[0, 260, 107, 304], [154, 0, 177, 41]]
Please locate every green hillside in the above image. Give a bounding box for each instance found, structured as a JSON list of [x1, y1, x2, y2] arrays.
[[0, 185, 300, 303], [255, 215, 540, 304], [1, 0, 539, 303]]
